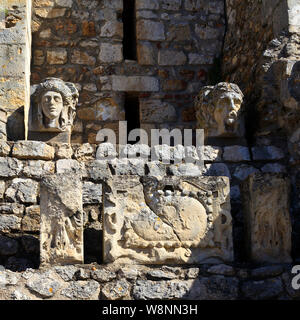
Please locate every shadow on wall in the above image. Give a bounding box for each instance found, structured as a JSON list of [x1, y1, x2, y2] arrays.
[[7, 107, 25, 141], [0, 234, 39, 272]]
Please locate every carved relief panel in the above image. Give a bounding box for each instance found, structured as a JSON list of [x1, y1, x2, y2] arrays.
[[103, 176, 233, 264], [40, 173, 83, 266]]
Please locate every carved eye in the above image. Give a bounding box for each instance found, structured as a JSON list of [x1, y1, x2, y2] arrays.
[[54, 96, 61, 102]]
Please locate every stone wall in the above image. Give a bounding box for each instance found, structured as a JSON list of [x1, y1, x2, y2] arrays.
[[30, 0, 225, 143], [0, 0, 31, 141], [0, 140, 290, 270], [0, 263, 299, 300], [222, 0, 288, 100]]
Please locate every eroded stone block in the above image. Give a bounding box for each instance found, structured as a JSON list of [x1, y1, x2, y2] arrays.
[[241, 172, 292, 263], [103, 175, 233, 264], [40, 173, 83, 266]]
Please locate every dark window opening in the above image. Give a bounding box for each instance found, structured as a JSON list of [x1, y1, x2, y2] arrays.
[[123, 0, 137, 60], [124, 93, 140, 144]]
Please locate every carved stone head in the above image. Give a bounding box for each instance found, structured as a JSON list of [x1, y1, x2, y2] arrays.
[[195, 82, 244, 138], [30, 78, 79, 133]]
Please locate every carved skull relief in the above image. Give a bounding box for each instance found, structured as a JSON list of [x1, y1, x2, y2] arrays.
[[195, 82, 244, 138], [103, 176, 233, 264]]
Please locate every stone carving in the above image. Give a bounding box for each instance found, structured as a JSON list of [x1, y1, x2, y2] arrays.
[[195, 82, 244, 138], [241, 172, 292, 264], [103, 175, 233, 264], [40, 173, 83, 266], [29, 78, 79, 143]]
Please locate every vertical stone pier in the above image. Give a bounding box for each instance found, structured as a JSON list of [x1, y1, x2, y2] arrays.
[[0, 0, 31, 140]]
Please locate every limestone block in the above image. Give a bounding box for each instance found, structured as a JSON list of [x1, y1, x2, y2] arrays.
[[5, 178, 39, 204], [137, 42, 156, 65], [0, 157, 23, 178], [223, 146, 250, 162], [251, 146, 285, 161], [158, 50, 187, 66], [136, 0, 159, 10], [40, 174, 83, 265], [71, 50, 96, 65], [103, 175, 233, 264], [241, 173, 292, 263], [22, 205, 40, 232], [140, 100, 177, 123], [46, 49, 67, 65], [99, 43, 123, 63], [136, 20, 165, 41], [12, 141, 55, 160], [111, 76, 159, 92]]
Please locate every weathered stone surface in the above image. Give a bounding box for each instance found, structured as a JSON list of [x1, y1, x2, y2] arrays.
[[241, 278, 283, 300], [73, 143, 95, 161], [111, 76, 159, 92], [0, 215, 21, 232], [11, 290, 31, 300], [137, 20, 165, 41], [26, 271, 61, 298], [0, 203, 24, 215], [223, 146, 250, 162], [133, 280, 193, 300], [5, 178, 39, 204], [0, 158, 23, 178], [21, 205, 40, 232], [46, 49, 67, 65], [54, 265, 78, 281], [233, 165, 259, 181], [99, 43, 123, 63], [251, 266, 284, 279], [140, 100, 177, 123], [202, 145, 222, 162], [146, 269, 177, 280], [91, 269, 116, 283], [158, 50, 187, 66], [71, 50, 96, 65], [204, 163, 231, 178], [188, 276, 239, 300], [101, 279, 131, 300], [195, 83, 245, 138], [103, 175, 233, 264], [85, 160, 111, 180], [60, 280, 100, 300], [40, 174, 83, 266], [83, 182, 102, 204], [252, 146, 285, 161], [207, 264, 235, 276], [108, 159, 145, 176], [241, 173, 292, 263], [0, 142, 11, 157], [56, 159, 86, 176], [56, 143, 73, 159], [12, 141, 55, 160], [23, 160, 55, 178]]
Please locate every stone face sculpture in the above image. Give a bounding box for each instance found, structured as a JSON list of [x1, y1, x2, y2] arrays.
[[195, 82, 244, 138], [103, 175, 233, 264], [241, 172, 292, 264], [29, 77, 79, 143], [40, 173, 83, 266]]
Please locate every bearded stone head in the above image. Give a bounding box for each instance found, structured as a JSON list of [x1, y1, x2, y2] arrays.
[[195, 82, 244, 138]]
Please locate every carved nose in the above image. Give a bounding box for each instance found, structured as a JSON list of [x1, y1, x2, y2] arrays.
[[229, 100, 235, 110]]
